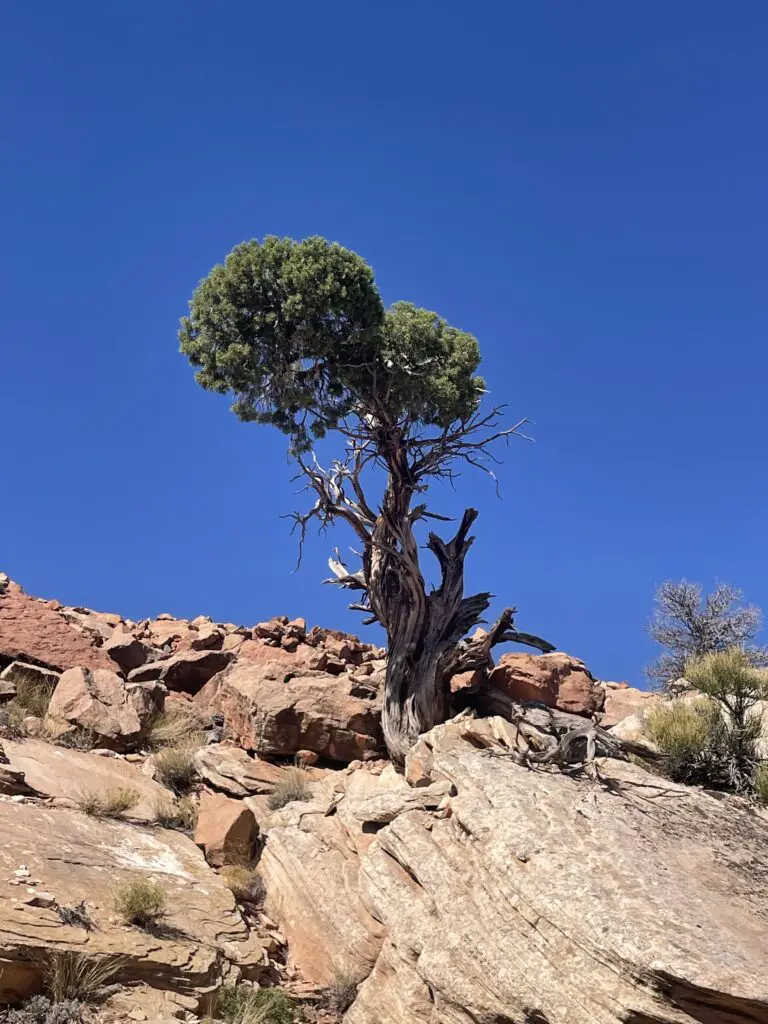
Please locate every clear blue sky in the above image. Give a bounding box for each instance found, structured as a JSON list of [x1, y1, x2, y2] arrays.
[[2, 2, 767, 686]]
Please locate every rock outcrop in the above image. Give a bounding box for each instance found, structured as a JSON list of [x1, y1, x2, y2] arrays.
[[489, 651, 605, 717], [0, 799, 265, 1008], [195, 658, 384, 763], [259, 717, 768, 1024], [195, 791, 258, 867]]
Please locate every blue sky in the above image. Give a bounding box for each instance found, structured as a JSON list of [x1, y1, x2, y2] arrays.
[[2, 2, 767, 686]]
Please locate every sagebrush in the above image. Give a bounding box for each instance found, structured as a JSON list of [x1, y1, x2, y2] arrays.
[[113, 879, 166, 927]]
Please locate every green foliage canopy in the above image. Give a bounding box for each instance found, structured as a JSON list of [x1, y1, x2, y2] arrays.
[[179, 236, 484, 451]]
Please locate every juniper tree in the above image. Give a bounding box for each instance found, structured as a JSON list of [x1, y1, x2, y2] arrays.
[[179, 235, 554, 761]]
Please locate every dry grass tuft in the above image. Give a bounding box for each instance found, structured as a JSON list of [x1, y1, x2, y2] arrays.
[[43, 950, 123, 1003], [267, 769, 311, 811], [153, 795, 198, 831], [77, 785, 139, 819], [222, 865, 266, 904], [152, 744, 198, 794], [141, 702, 206, 751]]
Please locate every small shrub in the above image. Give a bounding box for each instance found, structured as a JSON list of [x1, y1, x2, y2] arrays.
[[153, 795, 198, 831], [43, 950, 122, 1003], [141, 703, 206, 751], [222, 865, 266, 904], [214, 985, 294, 1024], [76, 786, 139, 819], [325, 970, 359, 1014], [4, 670, 56, 738], [113, 879, 166, 928], [646, 698, 717, 762], [2, 995, 81, 1024], [756, 764, 768, 806], [267, 769, 311, 811], [52, 727, 98, 751], [152, 745, 198, 794]]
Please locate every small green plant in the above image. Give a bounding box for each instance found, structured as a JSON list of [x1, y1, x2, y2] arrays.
[[325, 970, 359, 1014], [267, 769, 311, 811], [213, 985, 294, 1024], [755, 764, 768, 806], [222, 865, 266, 904], [76, 786, 139, 819], [113, 878, 166, 928], [152, 744, 198, 794], [153, 795, 198, 831]]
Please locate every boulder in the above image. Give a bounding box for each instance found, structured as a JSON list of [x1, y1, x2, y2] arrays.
[[104, 628, 152, 672], [194, 792, 258, 867], [0, 800, 265, 1007], [0, 586, 114, 672], [46, 667, 163, 751], [599, 680, 655, 727], [3, 739, 173, 821], [488, 651, 604, 716], [193, 744, 286, 798], [130, 649, 233, 694], [194, 659, 383, 762], [344, 717, 768, 1024]]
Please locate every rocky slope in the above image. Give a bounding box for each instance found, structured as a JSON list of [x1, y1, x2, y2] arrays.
[[1, 574, 768, 1023]]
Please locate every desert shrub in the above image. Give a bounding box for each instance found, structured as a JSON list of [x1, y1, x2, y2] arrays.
[[325, 970, 359, 1014], [222, 865, 266, 904], [141, 703, 206, 751], [646, 698, 718, 762], [153, 795, 198, 831], [76, 786, 139, 819], [113, 879, 166, 927], [267, 769, 311, 811], [152, 745, 198, 794], [51, 726, 99, 751], [684, 648, 768, 759], [2, 996, 81, 1024], [214, 985, 294, 1024]]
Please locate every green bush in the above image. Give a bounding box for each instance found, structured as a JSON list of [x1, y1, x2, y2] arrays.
[[646, 698, 717, 762], [113, 879, 166, 928], [213, 985, 294, 1024], [755, 764, 768, 806]]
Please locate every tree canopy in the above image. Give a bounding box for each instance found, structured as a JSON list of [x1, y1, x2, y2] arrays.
[[179, 235, 484, 452]]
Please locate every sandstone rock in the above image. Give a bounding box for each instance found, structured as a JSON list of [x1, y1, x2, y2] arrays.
[[190, 624, 224, 650], [46, 667, 163, 751], [488, 651, 604, 716], [0, 800, 265, 1006], [599, 680, 655, 727], [238, 638, 328, 672], [195, 660, 383, 762], [3, 738, 173, 821], [193, 744, 286, 797], [259, 787, 383, 985], [0, 587, 114, 672], [104, 628, 152, 672], [195, 792, 258, 867], [344, 717, 768, 1024], [154, 649, 233, 694]]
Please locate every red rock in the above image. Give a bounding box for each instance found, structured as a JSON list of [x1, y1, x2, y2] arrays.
[[190, 624, 224, 651], [104, 628, 151, 672], [0, 587, 114, 672], [488, 652, 604, 718], [46, 666, 162, 750], [195, 792, 258, 867], [238, 638, 327, 672], [195, 660, 383, 763], [151, 648, 232, 694]]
